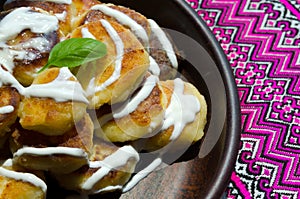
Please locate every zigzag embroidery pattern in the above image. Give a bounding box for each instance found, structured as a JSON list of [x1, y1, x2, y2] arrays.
[[186, 0, 300, 198]]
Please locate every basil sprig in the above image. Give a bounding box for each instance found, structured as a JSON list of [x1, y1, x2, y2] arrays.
[[38, 38, 107, 73]]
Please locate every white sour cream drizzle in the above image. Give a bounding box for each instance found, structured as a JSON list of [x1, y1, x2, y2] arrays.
[[94, 185, 122, 194], [24, 67, 88, 103], [55, 11, 67, 22], [122, 157, 162, 192], [86, 19, 124, 95], [13, 146, 88, 158], [82, 145, 139, 191], [162, 78, 200, 140], [0, 7, 58, 42], [0, 105, 14, 114], [0, 7, 59, 72], [148, 19, 178, 69], [0, 67, 88, 103], [113, 75, 158, 119], [91, 4, 149, 48], [16, 37, 52, 53], [98, 75, 158, 127], [5, 0, 72, 4], [1, 159, 13, 167], [0, 41, 48, 73], [149, 56, 160, 76], [81, 27, 96, 39], [0, 167, 47, 193]]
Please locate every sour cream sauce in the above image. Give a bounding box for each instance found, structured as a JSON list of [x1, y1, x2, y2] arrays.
[[0, 7, 58, 72], [148, 19, 178, 69], [91, 4, 149, 48], [0, 105, 14, 114], [0, 167, 47, 193], [162, 78, 201, 140], [13, 146, 88, 158], [82, 145, 139, 192], [0, 66, 88, 103], [86, 19, 124, 95]]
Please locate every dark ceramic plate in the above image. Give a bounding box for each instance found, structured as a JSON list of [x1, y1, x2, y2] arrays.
[[0, 0, 241, 198]]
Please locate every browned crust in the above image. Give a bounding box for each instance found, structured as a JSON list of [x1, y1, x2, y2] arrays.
[[4, 1, 67, 12], [0, 87, 20, 137], [54, 141, 138, 192], [0, 175, 45, 199], [108, 4, 150, 36], [82, 3, 150, 36], [10, 113, 94, 154], [7, 20, 59, 86], [119, 85, 164, 127], [144, 80, 207, 151]]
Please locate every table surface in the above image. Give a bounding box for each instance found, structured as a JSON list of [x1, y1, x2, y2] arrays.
[[186, 0, 300, 198]]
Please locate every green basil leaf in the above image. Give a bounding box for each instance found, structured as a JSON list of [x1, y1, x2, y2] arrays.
[[38, 38, 107, 73]]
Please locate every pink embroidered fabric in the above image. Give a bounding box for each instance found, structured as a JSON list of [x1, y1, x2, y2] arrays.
[[186, 0, 300, 198]]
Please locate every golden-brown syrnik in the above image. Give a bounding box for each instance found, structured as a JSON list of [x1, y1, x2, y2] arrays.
[[72, 20, 150, 108], [11, 113, 93, 174], [53, 140, 138, 194], [96, 79, 167, 142], [17, 68, 87, 136]]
